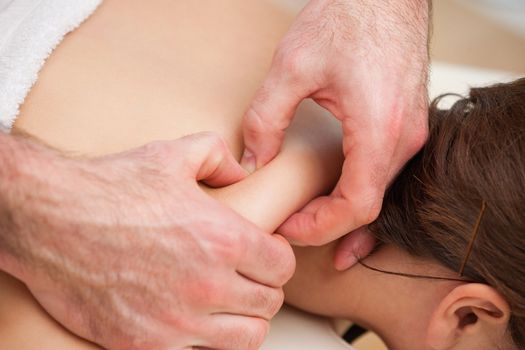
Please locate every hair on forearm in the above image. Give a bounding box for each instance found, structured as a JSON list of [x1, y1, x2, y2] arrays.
[[0, 131, 66, 273]]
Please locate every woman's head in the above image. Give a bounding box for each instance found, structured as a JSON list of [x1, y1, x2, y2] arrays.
[[370, 77, 525, 348]]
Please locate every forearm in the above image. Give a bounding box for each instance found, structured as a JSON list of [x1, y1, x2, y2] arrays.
[[0, 133, 17, 271], [0, 132, 57, 279], [0, 130, 140, 288]]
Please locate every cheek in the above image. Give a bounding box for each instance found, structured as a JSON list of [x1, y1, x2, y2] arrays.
[[284, 243, 371, 319]]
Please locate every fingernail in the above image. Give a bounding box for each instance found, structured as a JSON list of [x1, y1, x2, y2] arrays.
[[240, 149, 256, 174], [334, 254, 358, 272]]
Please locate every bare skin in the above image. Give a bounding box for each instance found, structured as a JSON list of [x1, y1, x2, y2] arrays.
[[0, 1, 515, 350], [0, 1, 306, 349], [241, 0, 431, 270], [2, 0, 341, 349], [286, 242, 513, 350]]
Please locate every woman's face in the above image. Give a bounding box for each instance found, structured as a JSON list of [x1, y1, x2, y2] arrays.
[[285, 241, 462, 350]]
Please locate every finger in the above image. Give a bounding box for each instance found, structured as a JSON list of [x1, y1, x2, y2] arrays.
[[241, 69, 309, 172], [179, 132, 247, 187], [197, 314, 269, 350], [214, 274, 284, 321], [278, 144, 387, 245], [236, 233, 296, 288], [333, 227, 377, 271]]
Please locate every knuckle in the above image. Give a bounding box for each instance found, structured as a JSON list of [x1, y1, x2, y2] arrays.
[[367, 198, 383, 222], [360, 190, 383, 224], [277, 245, 296, 284], [409, 122, 429, 154], [212, 232, 242, 264], [276, 46, 309, 81], [273, 245, 296, 287], [250, 288, 278, 318], [243, 105, 268, 135], [267, 289, 285, 318], [203, 131, 226, 147], [250, 288, 268, 311], [160, 310, 201, 347], [345, 188, 383, 227], [244, 104, 286, 138], [245, 319, 269, 350], [260, 237, 296, 285], [389, 109, 429, 158]]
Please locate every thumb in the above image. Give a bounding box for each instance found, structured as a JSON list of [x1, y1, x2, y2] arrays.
[[241, 71, 307, 172], [333, 227, 377, 271], [179, 132, 247, 187]]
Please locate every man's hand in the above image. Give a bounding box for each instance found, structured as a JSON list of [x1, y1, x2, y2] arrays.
[[0, 132, 294, 350], [241, 0, 430, 258]]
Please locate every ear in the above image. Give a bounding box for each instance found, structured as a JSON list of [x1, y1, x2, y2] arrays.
[[425, 283, 510, 350]]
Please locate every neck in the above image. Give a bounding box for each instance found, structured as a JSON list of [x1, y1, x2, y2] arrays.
[[347, 248, 460, 350]]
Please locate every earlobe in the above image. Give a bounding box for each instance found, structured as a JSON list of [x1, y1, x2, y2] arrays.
[[425, 283, 510, 350]]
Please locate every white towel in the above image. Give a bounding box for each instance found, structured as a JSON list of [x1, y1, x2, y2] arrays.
[[0, 0, 102, 132]]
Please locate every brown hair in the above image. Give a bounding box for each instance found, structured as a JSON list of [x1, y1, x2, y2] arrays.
[[370, 78, 525, 347]]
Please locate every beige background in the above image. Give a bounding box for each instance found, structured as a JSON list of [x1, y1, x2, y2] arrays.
[[432, 0, 525, 73]]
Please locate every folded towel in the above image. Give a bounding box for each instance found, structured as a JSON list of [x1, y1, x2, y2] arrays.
[[0, 0, 102, 132]]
